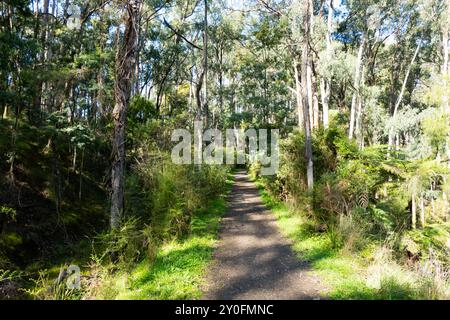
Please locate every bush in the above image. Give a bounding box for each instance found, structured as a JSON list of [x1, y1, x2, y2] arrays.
[[95, 218, 158, 270], [255, 124, 448, 265], [328, 213, 370, 252], [127, 159, 228, 239]]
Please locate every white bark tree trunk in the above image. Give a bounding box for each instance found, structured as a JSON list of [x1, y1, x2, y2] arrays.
[[420, 195, 425, 228], [355, 65, 365, 148], [321, 0, 333, 129], [306, 56, 314, 130], [313, 76, 320, 129], [349, 34, 365, 139], [302, 0, 314, 190], [320, 78, 330, 129], [388, 42, 421, 149]]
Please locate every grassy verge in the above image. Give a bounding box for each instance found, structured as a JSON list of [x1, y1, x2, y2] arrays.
[[90, 173, 235, 300], [254, 179, 449, 300]]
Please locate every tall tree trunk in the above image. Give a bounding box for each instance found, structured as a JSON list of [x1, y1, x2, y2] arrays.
[[218, 45, 224, 124], [195, 69, 205, 168], [196, 70, 205, 119], [355, 65, 365, 148], [443, 0, 449, 167], [294, 60, 304, 127], [40, 0, 51, 114], [48, 137, 63, 237], [321, 0, 333, 129], [306, 58, 314, 130], [79, 148, 84, 200], [31, 0, 44, 123], [8, 105, 19, 180], [111, 0, 141, 230], [203, 0, 208, 128], [313, 75, 320, 129], [411, 194, 416, 229], [189, 67, 194, 113], [443, 0, 449, 80], [320, 78, 330, 128], [42, 0, 50, 61], [134, 16, 142, 96], [302, 0, 314, 190], [388, 42, 421, 149], [349, 34, 365, 139]]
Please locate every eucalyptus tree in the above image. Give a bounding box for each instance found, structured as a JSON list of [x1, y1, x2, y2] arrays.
[[111, 0, 142, 229], [249, 0, 315, 189]]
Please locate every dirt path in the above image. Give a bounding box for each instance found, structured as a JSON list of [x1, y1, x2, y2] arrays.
[[203, 171, 325, 300]]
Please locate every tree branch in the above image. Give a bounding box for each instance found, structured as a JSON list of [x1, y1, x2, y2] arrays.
[[163, 18, 202, 50]]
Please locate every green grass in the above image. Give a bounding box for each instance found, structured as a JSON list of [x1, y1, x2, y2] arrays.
[[99, 173, 234, 300], [253, 179, 447, 300]]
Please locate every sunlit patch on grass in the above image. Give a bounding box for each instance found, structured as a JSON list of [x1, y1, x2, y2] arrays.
[[98, 175, 233, 300]]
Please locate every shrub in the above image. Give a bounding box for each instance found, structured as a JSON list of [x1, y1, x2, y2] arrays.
[[415, 251, 450, 299], [95, 218, 157, 270], [126, 152, 229, 241], [328, 213, 370, 252]]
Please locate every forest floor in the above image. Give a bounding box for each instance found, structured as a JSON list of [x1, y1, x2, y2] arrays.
[[202, 171, 325, 300]]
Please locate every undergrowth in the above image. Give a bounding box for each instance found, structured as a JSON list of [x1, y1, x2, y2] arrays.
[[83, 175, 233, 300], [17, 167, 233, 300], [254, 179, 450, 300]]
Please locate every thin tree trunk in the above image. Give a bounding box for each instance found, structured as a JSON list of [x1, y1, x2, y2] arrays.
[[294, 60, 304, 127], [218, 46, 224, 122], [443, 176, 448, 215], [313, 76, 320, 129], [196, 70, 205, 118], [411, 194, 416, 229], [49, 138, 61, 216], [320, 78, 330, 129], [388, 42, 421, 149], [321, 0, 333, 129], [189, 68, 194, 113], [195, 69, 205, 169], [8, 105, 20, 180], [203, 0, 208, 128], [134, 19, 141, 95], [307, 59, 314, 130], [420, 195, 425, 228], [111, 0, 141, 230], [73, 146, 77, 170], [41, 0, 50, 113], [349, 34, 365, 139], [97, 65, 105, 118], [443, 0, 449, 80], [302, 0, 314, 190], [79, 148, 84, 200], [442, 0, 449, 166], [355, 66, 365, 148], [43, 0, 50, 61]]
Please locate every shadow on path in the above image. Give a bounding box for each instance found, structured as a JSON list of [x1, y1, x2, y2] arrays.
[[202, 171, 325, 300]]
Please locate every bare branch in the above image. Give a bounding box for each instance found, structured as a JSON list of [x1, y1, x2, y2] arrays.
[[163, 18, 203, 50]]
